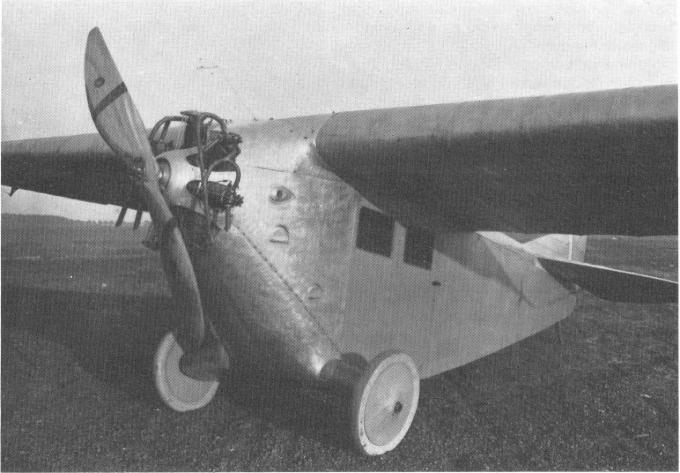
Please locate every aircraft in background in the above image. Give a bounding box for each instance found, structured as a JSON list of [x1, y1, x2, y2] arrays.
[[2, 28, 677, 455]]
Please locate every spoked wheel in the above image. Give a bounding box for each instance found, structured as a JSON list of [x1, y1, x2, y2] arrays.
[[153, 332, 220, 412], [351, 351, 420, 455]]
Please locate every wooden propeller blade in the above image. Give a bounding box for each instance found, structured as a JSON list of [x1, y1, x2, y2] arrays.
[[85, 27, 207, 353]]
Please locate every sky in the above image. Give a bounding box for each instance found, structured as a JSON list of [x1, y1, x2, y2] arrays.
[[1, 0, 677, 221]]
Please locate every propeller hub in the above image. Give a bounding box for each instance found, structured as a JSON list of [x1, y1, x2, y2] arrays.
[[157, 157, 171, 190]]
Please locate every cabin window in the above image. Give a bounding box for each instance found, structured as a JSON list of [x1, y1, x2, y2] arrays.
[[404, 227, 434, 270], [355, 207, 394, 257]]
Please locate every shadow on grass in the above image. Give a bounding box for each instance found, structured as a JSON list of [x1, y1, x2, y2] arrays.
[[2, 284, 173, 402], [1, 284, 353, 452]]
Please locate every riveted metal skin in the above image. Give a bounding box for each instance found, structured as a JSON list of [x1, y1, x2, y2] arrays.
[[188, 223, 343, 380], [156, 115, 356, 383]]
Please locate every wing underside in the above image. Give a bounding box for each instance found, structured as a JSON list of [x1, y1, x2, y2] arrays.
[[537, 256, 677, 303], [2, 133, 144, 210], [316, 85, 677, 236]]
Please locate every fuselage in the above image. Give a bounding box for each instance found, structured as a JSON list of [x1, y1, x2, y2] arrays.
[[156, 113, 585, 382]]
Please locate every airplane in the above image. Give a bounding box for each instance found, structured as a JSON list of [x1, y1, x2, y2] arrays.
[[1, 27, 677, 456]]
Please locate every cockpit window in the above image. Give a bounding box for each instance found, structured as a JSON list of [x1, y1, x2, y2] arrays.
[[403, 226, 434, 269], [356, 206, 394, 257]]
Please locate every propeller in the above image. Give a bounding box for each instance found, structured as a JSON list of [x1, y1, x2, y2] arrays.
[[84, 27, 228, 379]]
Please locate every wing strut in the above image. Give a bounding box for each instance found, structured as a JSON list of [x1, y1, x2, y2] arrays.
[[115, 207, 127, 227]]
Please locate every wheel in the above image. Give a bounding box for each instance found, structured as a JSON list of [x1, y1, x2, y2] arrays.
[[153, 331, 219, 412], [351, 351, 420, 455]]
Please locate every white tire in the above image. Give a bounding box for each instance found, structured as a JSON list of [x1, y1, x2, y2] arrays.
[[153, 331, 219, 412], [351, 351, 420, 455]]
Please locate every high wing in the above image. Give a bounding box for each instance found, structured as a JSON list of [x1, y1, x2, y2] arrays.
[[316, 85, 677, 236], [2, 133, 145, 210], [3, 85, 677, 237]]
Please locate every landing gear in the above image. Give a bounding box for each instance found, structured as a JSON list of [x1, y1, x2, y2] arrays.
[[351, 351, 420, 455], [153, 332, 220, 412]]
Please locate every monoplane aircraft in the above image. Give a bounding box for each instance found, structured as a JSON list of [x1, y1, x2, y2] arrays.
[[2, 28, 677, 455]]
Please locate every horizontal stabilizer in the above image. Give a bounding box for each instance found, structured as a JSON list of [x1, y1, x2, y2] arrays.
[[537, 257, 677, 303]]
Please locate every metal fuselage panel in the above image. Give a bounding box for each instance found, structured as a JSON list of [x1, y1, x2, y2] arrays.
[[340, 227, 584, 377], [185, 115, 582, 380]]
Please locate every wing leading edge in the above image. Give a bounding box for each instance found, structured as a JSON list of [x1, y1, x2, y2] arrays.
[[316, 85, 677, 236]]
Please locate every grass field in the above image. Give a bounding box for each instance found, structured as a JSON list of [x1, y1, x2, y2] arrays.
[[1, 214, 677, 470]]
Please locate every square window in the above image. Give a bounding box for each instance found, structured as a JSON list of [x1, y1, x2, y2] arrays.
[[355, 207, 394, 257], [404, 227, 434, 269]]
